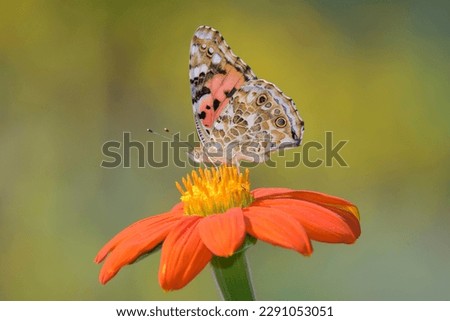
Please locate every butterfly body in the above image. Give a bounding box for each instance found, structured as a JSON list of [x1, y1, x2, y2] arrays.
[[189, 26, 304, 165]]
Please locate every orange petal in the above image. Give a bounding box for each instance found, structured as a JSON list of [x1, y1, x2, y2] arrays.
[[243, 206, 312, 255], [170, 202, 184, 212], [159, 216, 213, 291], [255, 198, 360, 243], [197, 208, 246, 257], [256, 190, 360, 220], [251, 187, 293, 199], [95, 210, 182, 284], [95, 208, 183, 263]]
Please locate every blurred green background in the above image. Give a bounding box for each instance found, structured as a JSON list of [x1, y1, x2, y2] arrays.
[[1, 0, 449, 300]]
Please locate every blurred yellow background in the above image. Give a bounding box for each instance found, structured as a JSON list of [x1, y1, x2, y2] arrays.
[[1, 0, 449, 300]]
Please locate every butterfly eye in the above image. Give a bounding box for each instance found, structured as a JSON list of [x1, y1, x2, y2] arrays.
[[275, 117, 287, 128], [256, 94, 268, 106]]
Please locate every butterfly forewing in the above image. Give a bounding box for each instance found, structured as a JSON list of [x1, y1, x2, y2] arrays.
[[189, 26, 256, 142]]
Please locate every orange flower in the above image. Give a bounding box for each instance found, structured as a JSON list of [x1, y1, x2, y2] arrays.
[[95, 166, 360, 291]]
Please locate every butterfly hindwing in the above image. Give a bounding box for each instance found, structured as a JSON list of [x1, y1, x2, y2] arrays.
[[209, 79, 304, 163]]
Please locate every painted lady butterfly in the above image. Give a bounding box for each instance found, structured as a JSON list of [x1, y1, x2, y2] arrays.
[[189, 26, 304, 165]]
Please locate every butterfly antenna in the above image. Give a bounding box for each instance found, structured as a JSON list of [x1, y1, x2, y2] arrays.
[[150, 127, 215, 170], [148, 127, 214, 169], [149, 128, 222, 171], [146, 128, 172, 140]]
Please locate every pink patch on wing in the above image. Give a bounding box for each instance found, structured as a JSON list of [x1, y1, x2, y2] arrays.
[[199, 67, 245, 128], [198, 95, 215, 128]]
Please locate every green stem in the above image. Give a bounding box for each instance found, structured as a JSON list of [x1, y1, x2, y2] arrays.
[[210, 252, 255, 301]]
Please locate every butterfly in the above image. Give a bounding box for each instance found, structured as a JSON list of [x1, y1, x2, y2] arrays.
[[189, 26, 304, 166]]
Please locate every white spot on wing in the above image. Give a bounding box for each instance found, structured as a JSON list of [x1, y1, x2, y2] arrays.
[[192, 66, 200, 77], [195, 30, 213, 40], [211, 53, 221, 65], [190, 45, 199, 56], [191, 65, 208, 78], [246, 114, 256, 127], [215, 122, 224, 130], [199, 64, 208, 74]]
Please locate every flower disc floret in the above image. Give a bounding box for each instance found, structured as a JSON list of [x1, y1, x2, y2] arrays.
[[176, 166, 253, 216]]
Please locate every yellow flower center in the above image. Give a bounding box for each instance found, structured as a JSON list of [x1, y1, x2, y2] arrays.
[[176, 166, 253, 216]]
